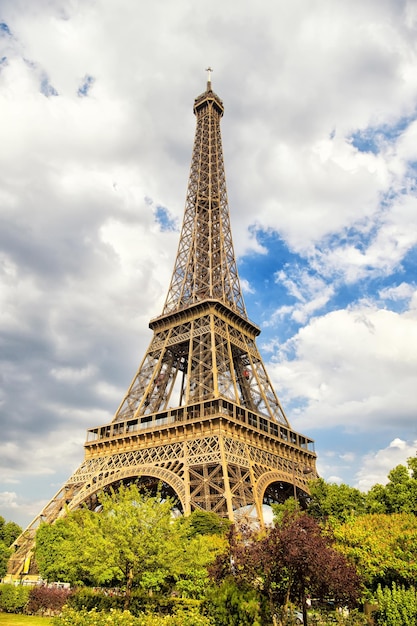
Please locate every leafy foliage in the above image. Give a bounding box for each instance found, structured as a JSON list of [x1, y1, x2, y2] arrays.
[[307, 478, 367, 522], [0, 583, 30, 613], [0, 516, 22, 578], [203, 578, 266, 626], [0, 542, 11, 580], [26, 586, 73, 616], [333, 512, 417, 592], [374, 583, 417, 626], [68, 586, 214, 618], [211, 513, 362, 620], [367, 458, 417, 515], [0, 517, 22, 547], [36, 485, 183, 592], [53, 605, 213, 625], [271, 495, 300, 525], [35, 484, 225, 606], [306, 456, 417, 521], [179, 509, 231, 538], [67, 587, 124, 612], [6, 456, 413, 623], [35, 510, 94, 586]]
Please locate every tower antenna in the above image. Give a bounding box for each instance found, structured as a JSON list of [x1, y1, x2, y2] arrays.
[[206, 66, 213, 89]]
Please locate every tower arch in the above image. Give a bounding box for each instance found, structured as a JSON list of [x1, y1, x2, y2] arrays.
[[68, 465, 187, 513]]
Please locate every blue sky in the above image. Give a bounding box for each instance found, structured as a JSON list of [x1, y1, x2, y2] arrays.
[[1, 0, 417, 528]]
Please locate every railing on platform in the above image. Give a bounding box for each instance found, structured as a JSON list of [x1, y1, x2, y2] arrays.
[[86, 398, 315, 453]]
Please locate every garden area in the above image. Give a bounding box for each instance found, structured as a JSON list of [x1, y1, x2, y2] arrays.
[[1, 456, 417, 625]]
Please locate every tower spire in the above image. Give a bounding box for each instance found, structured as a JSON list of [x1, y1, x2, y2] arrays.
[[206, 66, 213, 90], [162, 68, 245, 317]]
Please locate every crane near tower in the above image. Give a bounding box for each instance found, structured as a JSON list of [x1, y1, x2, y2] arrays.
[[8, 72, 317, 578]]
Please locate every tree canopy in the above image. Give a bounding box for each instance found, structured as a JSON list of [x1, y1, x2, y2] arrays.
[[35, 484, 227, 607], [0, 517, 22, 547], [0, 516, 22, 578], [10, 453, 417, 622], [306, 478, 367, 522], [332, 512, 417, 592], [210, 512, 361, 625], [366, 458, 417, 515], [305, 456, 417, 522]]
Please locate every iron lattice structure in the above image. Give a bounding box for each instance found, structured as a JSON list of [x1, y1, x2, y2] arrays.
[[9, 77, 317, 576]]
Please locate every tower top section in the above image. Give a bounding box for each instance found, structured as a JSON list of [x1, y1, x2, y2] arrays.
[[161, 73, 246, 318], [194, 67, 224, 117]]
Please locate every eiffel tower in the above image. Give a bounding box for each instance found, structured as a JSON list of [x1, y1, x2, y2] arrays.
[[8, 71, 317, 577]]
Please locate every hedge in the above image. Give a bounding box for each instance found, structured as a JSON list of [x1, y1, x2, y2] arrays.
[[0, 584, 30, 613], [53, 606, 214, 625]]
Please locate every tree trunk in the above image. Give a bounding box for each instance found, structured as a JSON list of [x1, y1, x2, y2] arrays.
[[301, 591, 308, 626], [124, 566, 134, 610]]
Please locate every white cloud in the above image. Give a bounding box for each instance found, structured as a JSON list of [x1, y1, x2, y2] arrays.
[[273, 267, 336, 323], [379, 282, 415, 301], [355, 438, 417, 492], [269, 303, 417, 433], [0, 492, 19, 510], [50, 364, 97, 382]]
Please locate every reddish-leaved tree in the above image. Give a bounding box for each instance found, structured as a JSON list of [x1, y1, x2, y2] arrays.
[[210, 513, 362, 625]]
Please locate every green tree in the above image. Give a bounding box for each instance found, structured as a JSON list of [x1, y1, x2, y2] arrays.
[[0, 517, 22, 547], [366, 457, 417, 515], [36, 485, 182, 605], [271, 495, 298, 523], [333, 512, 417, 592], [174, 532, 227, 599], [35, 484, 225, 606], [204, 578, 266, 626], [307, 478, 367, 522], [0, 516, 22, 578], [0, 542, 11, 579], [35, 509, 96, 585], [180, 509, 231, 538], [364, 483, 387, 514]]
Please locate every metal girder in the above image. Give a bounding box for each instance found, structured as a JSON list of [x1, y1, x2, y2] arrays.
[[113, 302, 289, 424]]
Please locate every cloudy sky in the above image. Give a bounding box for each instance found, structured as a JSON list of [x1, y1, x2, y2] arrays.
[[1, 0, 417, 528]]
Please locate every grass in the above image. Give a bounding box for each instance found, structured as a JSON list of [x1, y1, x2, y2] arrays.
[[0, 614, 53, 625]]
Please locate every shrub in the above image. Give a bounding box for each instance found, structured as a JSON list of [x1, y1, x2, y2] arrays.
[[54, 607, 139, 625], [53, 605, 214, 625], [0, 583, 30, 613], [128, 593, 206, 619], [203, 578, 267, 626], [67, 587, 207, 618], [128, 592, 181, 616], [374, 583, 417, 626], [67, 587, 124, 612], [26, 585, 73, 615]]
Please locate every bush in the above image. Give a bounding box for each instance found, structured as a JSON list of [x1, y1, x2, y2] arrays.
[[129, 593, 189, 616], [54, 607, 139, 625], [203, 578, 267, 626], [374, 583, 417, 626], [53, 605, 214, 625], [309, 608, 368, 625], [26, 585, 73, 615], [0, 583, 30, 613], [68, 587, 206, 619], [67, 587, 124, 612]]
